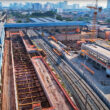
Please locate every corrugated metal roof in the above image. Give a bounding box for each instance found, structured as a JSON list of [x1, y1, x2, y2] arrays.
[[30, 17, 60, 23], [4, 21, 88, 28], [30, 18, 44, 23], [45, 17, 60, 22], [37, 18, 50, 22]]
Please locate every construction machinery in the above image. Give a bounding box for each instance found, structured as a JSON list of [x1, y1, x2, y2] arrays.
[[87, 0, 102, 41], [48, 36, 58, 42], [53, 48, 62, 56], [78, 0, 102, 45]]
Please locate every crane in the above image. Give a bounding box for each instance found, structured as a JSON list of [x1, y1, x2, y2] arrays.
[[87, 0, 102, 42], [77, 0, 102, 46]]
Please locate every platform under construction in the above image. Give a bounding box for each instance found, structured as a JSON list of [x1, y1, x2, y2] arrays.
[[12, 35, 51, 109], [81, 43, 110, 75], [2, 30, 78, 110]]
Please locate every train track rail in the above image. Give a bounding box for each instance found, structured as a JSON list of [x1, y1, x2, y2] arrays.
[[40, 43, 107, 110], [27, 30, 109, 110]]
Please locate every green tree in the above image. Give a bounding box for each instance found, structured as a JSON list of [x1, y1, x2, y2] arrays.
[[106, 19, 110, 23], [77, 17, 84, 21], [56, 15, 63, 21], [17, 20, 22, 23]]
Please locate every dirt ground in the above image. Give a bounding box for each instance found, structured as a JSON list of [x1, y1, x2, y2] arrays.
[[2, 37, 16, 110]]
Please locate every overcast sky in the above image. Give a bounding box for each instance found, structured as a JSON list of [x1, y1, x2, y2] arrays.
[[1, 0, 108, 8]]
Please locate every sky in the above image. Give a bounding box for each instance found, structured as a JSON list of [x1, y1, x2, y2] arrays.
[[1, 0, 108, 8]]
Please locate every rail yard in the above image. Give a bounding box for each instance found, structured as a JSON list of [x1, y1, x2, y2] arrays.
[[2, 29, 79, 110], [27, 29, 110, 110], [0, 16, 110, 110]]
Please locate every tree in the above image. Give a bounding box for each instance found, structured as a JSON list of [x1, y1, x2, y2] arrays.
[[106, 19, 110, 23], [84, 14, 89, 17], [77, 17, 84, 21], [65, 18, 73, 21], [56, 15, 63, 21], [30, 11, 56, 17], [17, 20, 22, 23]]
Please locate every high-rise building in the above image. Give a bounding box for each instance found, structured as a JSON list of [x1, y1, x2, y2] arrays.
[[107, 0, 110, 8], [44, 2, 52, 11], [58, 1, 67, 9], [33, 3, 42, 11], [9, 3, 19, 10], [73, 4, 79, 9], [0, 2, 2, 9], [9, 3, 24, 10], [25, 3, 32, 10]]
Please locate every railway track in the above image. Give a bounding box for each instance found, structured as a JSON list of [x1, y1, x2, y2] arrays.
[[11, 34, 50, 110], [27, 30, 109, 110], [39, 43, 107, 110]]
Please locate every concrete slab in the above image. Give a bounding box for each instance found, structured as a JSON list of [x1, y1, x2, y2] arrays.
[[31, 57, 72, 110], [65, 52, 110, 101], [82, 43, 110, 59]]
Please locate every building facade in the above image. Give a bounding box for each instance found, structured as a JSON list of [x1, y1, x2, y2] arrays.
[[107, 0, 110, 8]]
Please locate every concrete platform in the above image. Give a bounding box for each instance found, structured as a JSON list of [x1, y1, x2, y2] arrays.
[[31, 56, 75, 110], [65, 52, 110, 102]]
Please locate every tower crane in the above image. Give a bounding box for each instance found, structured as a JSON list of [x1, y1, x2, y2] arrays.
[[87, 0, 102, 42]]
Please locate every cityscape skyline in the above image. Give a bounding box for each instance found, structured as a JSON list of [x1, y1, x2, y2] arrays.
[[1, 0, 108, 8]]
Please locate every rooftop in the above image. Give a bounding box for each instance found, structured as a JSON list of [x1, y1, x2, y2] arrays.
[[30, 18, 44, 23], [31, 56, 73, 110], [4, 21, 88, 28], [83, 43, 110, 59], [30, 17, 61, 23]]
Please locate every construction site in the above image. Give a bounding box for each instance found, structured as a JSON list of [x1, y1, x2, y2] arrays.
[[0, 0, 110, 110], [2, 29, 80, 110], [1, 22, 110, 109]]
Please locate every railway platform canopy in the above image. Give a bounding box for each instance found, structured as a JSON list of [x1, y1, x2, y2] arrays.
[[4, 21, 88, 28], [81, 43, 110, 75]]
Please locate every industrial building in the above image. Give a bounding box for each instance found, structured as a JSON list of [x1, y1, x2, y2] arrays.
[[98, 27, 110, 40], [81, 43, 110, 76], [5, 21, 88, 28], [5, 21, 88, 35], [30, 18, 44, 23], [30, 17, 62, 23], [107, 0, 110, 9], [5, 21, 90, 42]]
